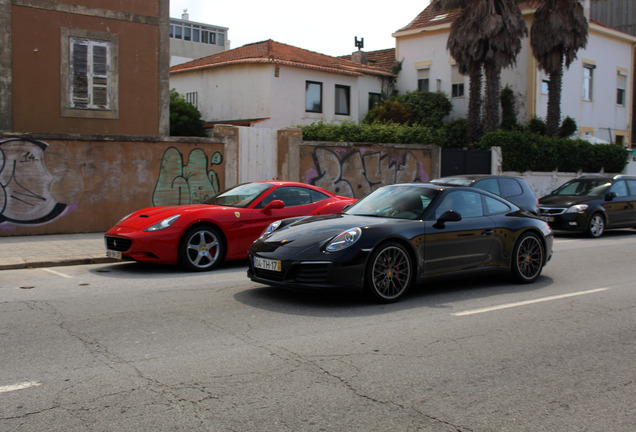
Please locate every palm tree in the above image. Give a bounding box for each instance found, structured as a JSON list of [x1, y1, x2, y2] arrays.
[[432, 0, 527, 139], [530, 0, 588, 136]]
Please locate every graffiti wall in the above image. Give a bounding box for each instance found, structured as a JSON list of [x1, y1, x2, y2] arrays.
[[300, 143, 437, 199], [0, 137, 225, 236]]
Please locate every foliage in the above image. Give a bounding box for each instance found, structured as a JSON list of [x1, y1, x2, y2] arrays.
[[299, 121, 443, 145], [558, 116, 577, 138], [169, 89, 207, 137], [364, 99, 411, 125], [477, 130, 629, 173], [441, 119, 469, 149], [500, 85, 519, 130], [526, 117, 547, 136]]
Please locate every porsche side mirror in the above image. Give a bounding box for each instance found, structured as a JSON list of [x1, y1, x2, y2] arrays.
[[262, 200, 285, 212], [434, 210, 462, 229], [605, 191, 617, 201]]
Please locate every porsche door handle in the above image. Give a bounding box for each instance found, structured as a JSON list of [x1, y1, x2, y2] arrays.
[[481, 230, 495, 236]]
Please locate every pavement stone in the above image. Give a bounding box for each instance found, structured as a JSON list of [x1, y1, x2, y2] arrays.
[[0, 233, 115, 270]]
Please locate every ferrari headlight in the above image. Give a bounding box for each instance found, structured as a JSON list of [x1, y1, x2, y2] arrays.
[[144, 214, 180, 232], [565, 204, 588, 213], [326, 228, 361, 252], [260, 220, 282, 239]]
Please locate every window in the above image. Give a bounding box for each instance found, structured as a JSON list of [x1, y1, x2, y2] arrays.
[[484, 196, 511, 215], [61, 28, 118, 119], [500, 178, 523, 197], [186, 92, 198, 107], [335, 85, 350, 115], [305, 81, 322, 113], [617, 73, 626, 106], [542, 79, 549, 95], [452, 83, 465, 98], [435, 191, 483, 219], [610, 181, 628, 198], [417, 68, 430, 92], [451, 65, 464, 98], [583, 64, 594, 101], [474, 179, 500, 195], [369, 92, 382, 111]]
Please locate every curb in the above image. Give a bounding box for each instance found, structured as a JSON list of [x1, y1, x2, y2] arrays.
[[0, 257, 118, 271]]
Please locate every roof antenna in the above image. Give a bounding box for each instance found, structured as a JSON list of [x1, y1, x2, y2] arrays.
[[355, 36, 364, 51]]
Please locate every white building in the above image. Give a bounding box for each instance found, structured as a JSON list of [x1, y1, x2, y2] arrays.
[[169, 40, 396, 129], [169, 11, 228, 67], [393, 1, 636, 146]]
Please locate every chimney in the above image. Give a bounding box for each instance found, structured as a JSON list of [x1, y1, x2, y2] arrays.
[[182, 9, 189, 21], [351, 51, 368, 65]]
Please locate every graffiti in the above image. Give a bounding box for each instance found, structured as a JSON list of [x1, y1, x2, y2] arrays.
[[0, 138, 72, 226], [152, 147, 223, 206], [306, 147, 431, 198]]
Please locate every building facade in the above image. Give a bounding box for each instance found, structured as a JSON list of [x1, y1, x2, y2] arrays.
[[170, 40, 396, 129], [393, 1, 636, 147], [170, 11, 228, 66]]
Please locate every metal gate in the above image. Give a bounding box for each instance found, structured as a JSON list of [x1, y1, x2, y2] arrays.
[[440, 149, 491, 177], [237, 127, 278, 183]]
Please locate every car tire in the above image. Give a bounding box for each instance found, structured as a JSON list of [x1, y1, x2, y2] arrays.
[[365, 242, 413, 303], [511, 232, 544, 284], [179, 225, 225, 271], [586, 213, 605, 238]]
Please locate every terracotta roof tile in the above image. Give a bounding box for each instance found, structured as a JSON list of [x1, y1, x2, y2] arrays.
[[395, 1, 541, 34], [170, 39, 395, 78], [339, 48, 397, 73]]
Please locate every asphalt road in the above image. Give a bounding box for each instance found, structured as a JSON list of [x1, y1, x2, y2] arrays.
[[1, 231, 635, 431]]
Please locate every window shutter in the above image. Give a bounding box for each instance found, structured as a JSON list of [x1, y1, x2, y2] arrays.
[[71, 40, 89, 107]]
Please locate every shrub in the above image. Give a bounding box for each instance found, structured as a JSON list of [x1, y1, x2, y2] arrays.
[[364, 99, 411, 125], [441, 118, 468, 149], [526, 117, 546, 135], [396, 91, 453, 128], [169, 89, 207, 137], [559, 116, 578, 138], [500, 86, 519, 130]]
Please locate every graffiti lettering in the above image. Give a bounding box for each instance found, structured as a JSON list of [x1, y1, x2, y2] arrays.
[[306, 147, 430, 199], [152, 147, 223, 206]]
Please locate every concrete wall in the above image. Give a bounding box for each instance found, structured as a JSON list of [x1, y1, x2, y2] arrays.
[[0, 134, 226, 236]]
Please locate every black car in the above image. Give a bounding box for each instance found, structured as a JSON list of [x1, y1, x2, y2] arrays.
[[538, 174, 636, 238], [248, 183, 553, 303], [431, 175, 539, 214]]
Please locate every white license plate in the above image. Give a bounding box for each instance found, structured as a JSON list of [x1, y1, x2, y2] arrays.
[[106, 249, 122, 259], [254, 257, 281, 272]]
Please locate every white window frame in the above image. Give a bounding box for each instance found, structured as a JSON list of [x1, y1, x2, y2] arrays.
[[582, 63, 595, 101], [61, 28, 118, 119], [335, 85, 350, 116]]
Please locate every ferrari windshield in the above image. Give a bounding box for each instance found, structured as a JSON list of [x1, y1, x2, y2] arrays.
[[205, 183, 273, 208], [345, 185, 438, 219], [552, 179, 611, 197]]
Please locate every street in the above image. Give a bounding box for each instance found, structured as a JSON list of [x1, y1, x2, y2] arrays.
[[1, 231, 635, 431]]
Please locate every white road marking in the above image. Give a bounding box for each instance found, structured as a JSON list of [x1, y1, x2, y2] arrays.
[[453, 288, 610, 317], [0, 381, 42, 394], [40, 268, 73, 279]]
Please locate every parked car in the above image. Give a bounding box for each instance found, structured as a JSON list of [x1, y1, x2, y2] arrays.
[[430, 175, 539, 214], [538, 174, 636, 238], [248, 183, 553, 303], [105, 181, 356, 271]]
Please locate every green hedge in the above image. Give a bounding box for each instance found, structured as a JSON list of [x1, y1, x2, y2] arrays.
[[299, 122, 630, 174], [477, 130, 629, 173]]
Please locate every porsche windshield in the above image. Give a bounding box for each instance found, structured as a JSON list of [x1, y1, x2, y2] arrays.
[[205, 183, 273, 208], [345, 185, 438, 219], [553, 179, 611, 197]]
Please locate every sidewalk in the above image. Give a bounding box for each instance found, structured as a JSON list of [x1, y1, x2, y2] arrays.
[[0, 233, 114, 270]]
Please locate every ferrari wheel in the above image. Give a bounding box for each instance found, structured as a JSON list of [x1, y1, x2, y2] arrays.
[[179, 225, 225, 271], [511, 232, 544, 283], [586, 213, 605, 238], [365, 242, 413, 303]]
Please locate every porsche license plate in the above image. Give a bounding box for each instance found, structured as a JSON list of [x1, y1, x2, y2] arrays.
[[106, 249, 122, 259], [254, 257, 281, 272]]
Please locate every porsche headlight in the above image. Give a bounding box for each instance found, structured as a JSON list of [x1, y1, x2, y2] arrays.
[[144, 214, 180, 232], [565, 204, 589, 213], [259, 220, 282, 239], [326, 228, 361, 252]]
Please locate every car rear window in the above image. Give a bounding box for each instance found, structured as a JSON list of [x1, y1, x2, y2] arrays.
[[500, 178, 523, 197]]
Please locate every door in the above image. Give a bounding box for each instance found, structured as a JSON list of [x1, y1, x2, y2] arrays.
[[603, 180, 632, 226], [423, 190, 496, 274]]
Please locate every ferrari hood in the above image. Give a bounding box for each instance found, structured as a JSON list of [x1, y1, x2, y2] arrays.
[[262, 214, 395, 249], [539, 195, 593, 208], [116, 204, 225, 229]]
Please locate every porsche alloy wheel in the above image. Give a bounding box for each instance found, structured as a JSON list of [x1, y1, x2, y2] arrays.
[[179, 225, 225, 271], [511, 232, 544, 283], [366, 242, 413, 303]]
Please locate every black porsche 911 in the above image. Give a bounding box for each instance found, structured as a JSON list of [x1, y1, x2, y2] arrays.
[[248, 183, 553, 303]]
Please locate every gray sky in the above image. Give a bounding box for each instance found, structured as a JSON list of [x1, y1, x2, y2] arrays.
[[169, 1, 431, 57]]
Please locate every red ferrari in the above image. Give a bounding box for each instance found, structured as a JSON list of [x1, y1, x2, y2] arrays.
[[104, 181, 356, 271]]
